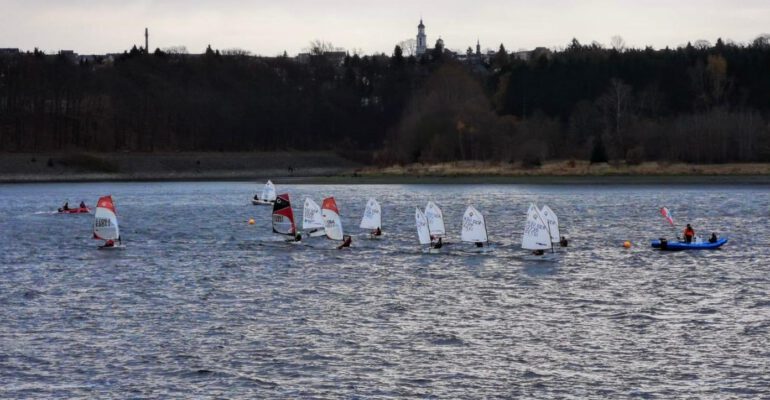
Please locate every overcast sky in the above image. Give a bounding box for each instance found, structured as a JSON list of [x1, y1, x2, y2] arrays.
[[2, 0, 769, 55]]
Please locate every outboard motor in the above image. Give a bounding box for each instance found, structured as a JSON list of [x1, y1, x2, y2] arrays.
[[659, 238, 668, 250]]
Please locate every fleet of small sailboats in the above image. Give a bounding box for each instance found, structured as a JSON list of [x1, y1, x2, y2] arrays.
[[72, 180, 729, 255]]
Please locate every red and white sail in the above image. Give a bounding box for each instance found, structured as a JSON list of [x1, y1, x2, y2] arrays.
[[272, 193, 297, 236], [322, 197, 344, 241], [93, 195, 119, 241]]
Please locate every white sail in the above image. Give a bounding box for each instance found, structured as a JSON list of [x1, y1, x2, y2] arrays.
[[303, 198, 325, 230], [359, 198, 381, 230], [322, 197, 344, 241], [415, 208, 431, 245], [461, 205, 488, 243], [93, 195, 119, 241], [260, 180, 277, 202], [522, 203, 552, 250], [424, 201, 446, 236], [540, 205, 560, 243]]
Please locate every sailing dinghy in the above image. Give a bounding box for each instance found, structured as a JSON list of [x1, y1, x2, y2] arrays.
[[273, 193, 299, 242], [424, 201, 446, 239], [522, 203, 555, 259], [461, 205, 490, 252], [93, 195, 122, 249], [360, 198, 383, 239], [322, 197, 344, 241], [540, 205, 566, 247], [252, 180, 277, 205], [302, 198, 326, 237], [415, 208, 437, 253]]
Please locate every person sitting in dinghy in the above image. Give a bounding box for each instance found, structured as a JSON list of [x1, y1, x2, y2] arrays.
[[61, 201, 69, 211], [475, 242, 484, 248], [79, 201, 86, 209], [337, 235, 352, 249], [683, 224, 695, 243], [709, 233, 718, 243], [560, 236, 569, 247], [295, 233, 302, 242], [432, 237, 443, 249], [103, 239, 115, 248], [372, 227, 382, 237]]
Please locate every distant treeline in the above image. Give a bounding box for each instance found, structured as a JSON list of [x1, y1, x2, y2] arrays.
[[2, 38, 770, 164]]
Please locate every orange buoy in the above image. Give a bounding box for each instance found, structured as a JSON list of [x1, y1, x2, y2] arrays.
[[623, 241, 632, 248], [248, 218, 255, 225]]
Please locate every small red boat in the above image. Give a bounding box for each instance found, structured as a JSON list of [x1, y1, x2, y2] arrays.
[[58, 207, 90, 214]]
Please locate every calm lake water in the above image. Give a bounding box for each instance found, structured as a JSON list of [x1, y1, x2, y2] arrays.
[[1, 182, 768, 398]]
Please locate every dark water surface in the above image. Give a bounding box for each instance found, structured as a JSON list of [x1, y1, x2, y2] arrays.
[[1, 182, 768, 398]]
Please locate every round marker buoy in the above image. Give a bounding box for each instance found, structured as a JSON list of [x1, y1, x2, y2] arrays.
[[248, 218, 255, 225], [623, 241, 632, 248]]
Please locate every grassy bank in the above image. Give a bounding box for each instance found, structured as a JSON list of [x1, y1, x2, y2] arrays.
[[0, 152, 360, 183], [2, 154, 769, 184], [358, 160, 770, 177]]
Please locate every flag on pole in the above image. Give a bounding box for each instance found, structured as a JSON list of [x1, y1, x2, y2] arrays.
[[660, 207, 674, 226]]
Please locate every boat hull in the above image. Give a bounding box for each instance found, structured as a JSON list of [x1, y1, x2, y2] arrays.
[[252, 199, 275, 206], [58, 207, 90, 214], [651, 238, 727, 251]]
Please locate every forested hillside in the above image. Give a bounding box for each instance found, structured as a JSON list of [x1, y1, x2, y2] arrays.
[[2, 38, 770, 165]]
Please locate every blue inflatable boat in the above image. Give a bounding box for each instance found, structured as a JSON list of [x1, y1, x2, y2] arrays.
[[651, 237, 728, 251]]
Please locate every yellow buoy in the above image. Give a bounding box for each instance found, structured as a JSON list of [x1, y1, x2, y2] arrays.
[[623, 241, 632, 248], [248, 218, 255, 225]]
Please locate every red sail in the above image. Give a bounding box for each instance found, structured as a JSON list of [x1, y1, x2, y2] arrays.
[[97, 195, 116, 214], [322, 197, 339, 214], [272, 193, 296, 235]]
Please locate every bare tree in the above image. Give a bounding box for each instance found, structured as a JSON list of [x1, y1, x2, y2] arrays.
[[221, 48, 252, 57], [693, 39, 712, 49], [163, 46, 188, 55], [752, 33, 770, 48], [598, 78, 633, 155], [610, 35, 625, 52], [398, 39, 417, 56], [308, 40, 341, 55]]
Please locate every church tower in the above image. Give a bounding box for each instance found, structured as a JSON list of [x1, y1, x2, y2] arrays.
[[416, 19, 427, 56]]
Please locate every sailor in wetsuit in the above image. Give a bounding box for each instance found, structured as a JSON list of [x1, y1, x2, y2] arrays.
[[337, 235, 352, 249]]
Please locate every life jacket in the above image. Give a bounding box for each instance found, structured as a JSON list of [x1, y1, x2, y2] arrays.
[[684, 227, 695, 237]]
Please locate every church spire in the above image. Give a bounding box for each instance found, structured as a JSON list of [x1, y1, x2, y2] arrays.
[[416, 17, 427, 56]]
